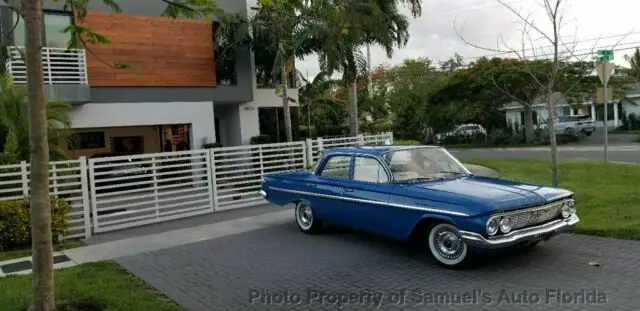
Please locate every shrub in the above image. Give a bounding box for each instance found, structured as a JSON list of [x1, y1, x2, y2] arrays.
[[249, 135, 270, 145], [0, 197, 71, 250]]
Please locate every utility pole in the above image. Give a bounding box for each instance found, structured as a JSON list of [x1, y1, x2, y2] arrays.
[[596, 49, 615, 163]]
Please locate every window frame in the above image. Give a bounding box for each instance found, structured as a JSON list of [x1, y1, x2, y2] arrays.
[[10, 10, 74, 48], [317, 154, 353, 180], [351, 155, 391, 184]]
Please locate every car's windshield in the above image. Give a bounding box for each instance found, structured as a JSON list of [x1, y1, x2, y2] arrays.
[[381, 147, 470, 183]]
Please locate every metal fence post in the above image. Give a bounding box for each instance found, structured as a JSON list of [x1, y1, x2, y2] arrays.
[[205, 149, 215, 213], [358, 134, 365, 146], [258, 146, 265, 176], [305, 138, 313, 167], [51, 163, 58, 197], [20, 161, 28, 197], [209, 149, 218, 212], [387, 132, 394, 144], [151, 156, 160, 219], [78, 157, 92, 238]]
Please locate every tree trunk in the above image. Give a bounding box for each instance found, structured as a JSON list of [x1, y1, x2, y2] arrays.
[[281, 63, 293, 142], [348, 80, 358, 136], [523, 104, 534, 143], [547, 92, 559, 187], [24, 0, 55, 310]]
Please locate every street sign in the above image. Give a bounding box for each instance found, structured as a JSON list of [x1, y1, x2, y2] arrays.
[[597, 50, 614, 62], [596, 87, 613, 103], [596, 62, 615, 85]]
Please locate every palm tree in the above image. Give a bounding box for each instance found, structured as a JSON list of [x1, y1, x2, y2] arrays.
[[302, 0, 413, 136], [624, 47, 640, 79], [0, 74, 71, 164], [250, 0, 308, 142], [297, 70, 347, 138]]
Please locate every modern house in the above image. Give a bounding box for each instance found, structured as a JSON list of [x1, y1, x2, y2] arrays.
[[503, 84, 640, 129], [0, 0, 299, 159]]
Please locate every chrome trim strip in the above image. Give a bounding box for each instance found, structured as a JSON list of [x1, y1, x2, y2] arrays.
[[268, 186, 469, 217], [460, 214, 579, 249], [259, 190, 267, 198]]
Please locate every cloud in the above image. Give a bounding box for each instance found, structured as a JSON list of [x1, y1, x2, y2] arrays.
[[296, 0, 640, 80]]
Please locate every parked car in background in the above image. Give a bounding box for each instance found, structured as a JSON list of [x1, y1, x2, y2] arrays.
[[433, 124, 487, 144], [261, 145, 579, 268], [548, 115, 596, 136]]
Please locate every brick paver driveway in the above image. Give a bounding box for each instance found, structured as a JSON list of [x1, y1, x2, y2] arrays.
[[117, 220, 640, 311]]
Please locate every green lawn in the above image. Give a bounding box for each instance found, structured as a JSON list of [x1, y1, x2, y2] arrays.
[[0, 240, 85, 262], [465, 158, 640, 240], [0, 261, 184, 311]]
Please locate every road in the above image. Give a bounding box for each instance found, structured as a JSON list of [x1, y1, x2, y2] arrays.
[[450, 145, 640, 164]]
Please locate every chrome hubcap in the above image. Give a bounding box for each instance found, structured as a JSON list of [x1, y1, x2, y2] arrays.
[[297, 204, 313, 227], [434, 229, 464, 260]]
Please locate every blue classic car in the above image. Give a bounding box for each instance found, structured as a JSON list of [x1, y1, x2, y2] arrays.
[[260, 145, 579, 268]]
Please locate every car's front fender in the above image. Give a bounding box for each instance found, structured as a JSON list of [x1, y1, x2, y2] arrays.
[[404, 213, 490, 242]]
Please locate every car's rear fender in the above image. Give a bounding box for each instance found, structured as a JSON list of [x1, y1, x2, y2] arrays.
[[262, 173, 310, 206]]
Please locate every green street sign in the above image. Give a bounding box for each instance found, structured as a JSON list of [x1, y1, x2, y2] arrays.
[[597, 50, 614, 62]]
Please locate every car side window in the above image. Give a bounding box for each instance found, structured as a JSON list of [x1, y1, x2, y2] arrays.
[[319, 156, 351, 179], [352, 157, 389, 183]]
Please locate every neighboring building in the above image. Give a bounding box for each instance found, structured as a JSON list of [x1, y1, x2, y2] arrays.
[[0, 0, 298, 158], [503, 84, 640, 129]]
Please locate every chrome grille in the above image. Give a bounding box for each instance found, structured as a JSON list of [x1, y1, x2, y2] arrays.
[[502, 200, 564, 230]]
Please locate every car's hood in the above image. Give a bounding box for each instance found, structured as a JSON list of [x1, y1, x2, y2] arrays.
[[398, 175, 572, 216]]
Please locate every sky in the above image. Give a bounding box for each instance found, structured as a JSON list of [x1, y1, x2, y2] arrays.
[[295, 0, 640, 79]]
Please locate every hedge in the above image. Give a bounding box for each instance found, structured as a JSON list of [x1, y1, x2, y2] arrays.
[[0, 197, 71, 250]]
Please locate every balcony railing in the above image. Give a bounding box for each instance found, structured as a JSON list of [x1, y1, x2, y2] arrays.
[[6, 46, 88, 85]]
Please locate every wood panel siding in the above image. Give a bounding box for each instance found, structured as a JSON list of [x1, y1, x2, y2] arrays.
[[79, 11, 215, 87]]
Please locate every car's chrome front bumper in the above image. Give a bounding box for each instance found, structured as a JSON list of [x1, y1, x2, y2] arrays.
[[459, 214, 579, 249]]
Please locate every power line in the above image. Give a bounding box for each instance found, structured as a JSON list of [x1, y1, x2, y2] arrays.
[[459, 32, 640, 61]]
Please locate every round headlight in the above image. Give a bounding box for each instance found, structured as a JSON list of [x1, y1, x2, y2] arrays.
[[561, 203, 571, 218], [499, 217, 512, 233], [568, 200, 576, 214], [486, 217, 499, 236]]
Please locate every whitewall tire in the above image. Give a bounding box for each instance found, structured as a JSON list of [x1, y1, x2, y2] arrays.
[[426, 223, 471, 268], [295, 201, 321, 234]]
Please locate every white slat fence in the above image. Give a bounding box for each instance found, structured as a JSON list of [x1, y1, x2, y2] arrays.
[[0, 132, 393, 238], [88, 150, 213, 233], [0, 158, 91, 240], [212, 141, 307, 211]]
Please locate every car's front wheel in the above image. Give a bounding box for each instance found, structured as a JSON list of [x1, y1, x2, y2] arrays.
[[295, 201, 322, 234], [426, 223, 473, 269]]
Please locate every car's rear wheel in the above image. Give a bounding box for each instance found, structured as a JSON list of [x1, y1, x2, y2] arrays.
[[426, 223, 472, 269], [295, 201, 322, 234]]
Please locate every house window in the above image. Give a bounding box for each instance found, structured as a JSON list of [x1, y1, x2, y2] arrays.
[[12, 11, 73, 48], [68, 132, 105, 150], [258, 106, 299, 143]]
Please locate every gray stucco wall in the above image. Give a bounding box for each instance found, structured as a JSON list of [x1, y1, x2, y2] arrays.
[[26, 0, 253, 104]]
